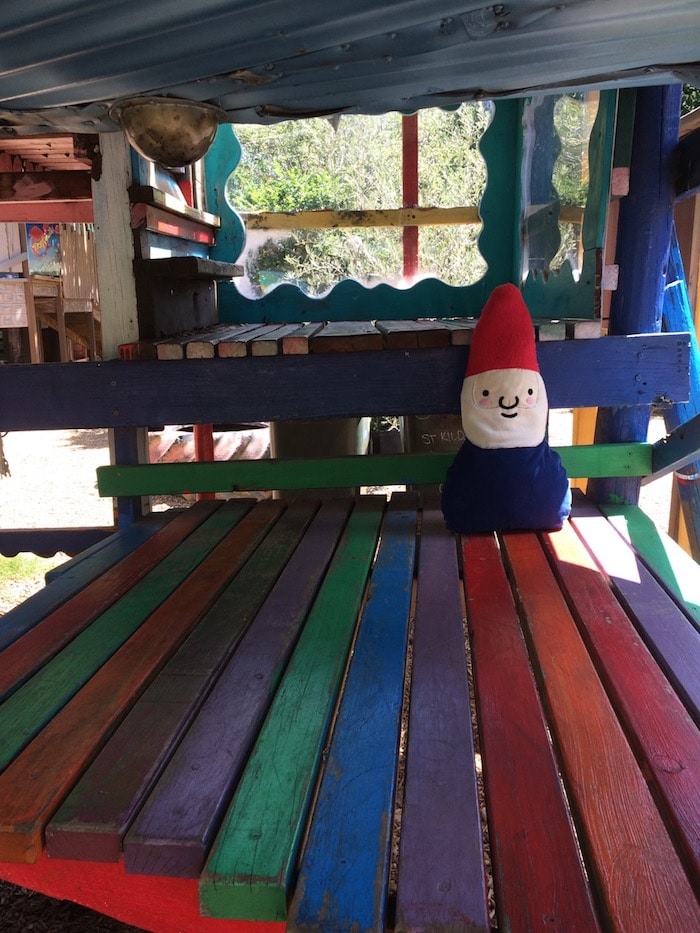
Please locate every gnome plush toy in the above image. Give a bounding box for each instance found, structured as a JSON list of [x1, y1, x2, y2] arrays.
[[441, 283, 571, 534]]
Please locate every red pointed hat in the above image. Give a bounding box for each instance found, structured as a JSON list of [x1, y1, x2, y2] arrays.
[[466, 283, 539, 377]]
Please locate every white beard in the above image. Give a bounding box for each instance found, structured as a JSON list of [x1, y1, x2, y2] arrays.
[[460, 368, 549, 449]]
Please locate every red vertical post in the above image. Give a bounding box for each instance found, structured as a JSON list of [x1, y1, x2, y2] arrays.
[[193, 423, 216, 501], [402, 113, 419, 282]]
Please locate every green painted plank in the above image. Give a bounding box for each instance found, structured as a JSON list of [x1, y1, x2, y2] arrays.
[[0, 502, 251, 771], [601, 503, 700, 631], [200, 497, 385, 922], [98, 444, 653, 497]]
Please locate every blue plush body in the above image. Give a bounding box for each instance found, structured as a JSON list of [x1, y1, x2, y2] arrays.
[[441, 438, 571, 534]]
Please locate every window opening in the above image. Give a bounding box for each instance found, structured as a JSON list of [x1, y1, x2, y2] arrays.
[[227, 104, 491, 299]]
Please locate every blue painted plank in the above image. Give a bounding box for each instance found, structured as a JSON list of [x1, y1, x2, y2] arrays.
[[289, 492, 418, 933], [0, 335, 689, 432]]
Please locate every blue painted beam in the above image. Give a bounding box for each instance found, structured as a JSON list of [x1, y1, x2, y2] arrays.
[[0, 334, 689, 433], [590, 84, 682, 505]]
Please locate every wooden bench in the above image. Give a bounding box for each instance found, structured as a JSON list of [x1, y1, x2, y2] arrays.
[[0, 332, 698, 931]]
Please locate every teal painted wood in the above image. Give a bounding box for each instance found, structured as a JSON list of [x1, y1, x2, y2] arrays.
[[522, 90, 616, 317], [200, 497, 385, 922], [0, 514, 173, 652], [204, 123, 246, 325], [395, 508, 489, 932], [0, 502, 250, 772], [289, 492, 419, 933], [122, 498, 352, 877], [45, 499, 313, 863]]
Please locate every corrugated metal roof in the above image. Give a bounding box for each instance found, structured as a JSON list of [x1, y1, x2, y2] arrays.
[[0, 1, 698, 136]]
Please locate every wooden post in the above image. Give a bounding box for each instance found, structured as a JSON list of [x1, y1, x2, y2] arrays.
[[91, 132, 139, 359], [402, 114, 419, 281], [18, 225, 42, 363], [589, 84, 681, 505]]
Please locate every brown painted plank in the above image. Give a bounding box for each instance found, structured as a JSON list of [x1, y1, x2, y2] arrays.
[[45, 499, 317, 862], [310, 321, 384, 353], [185, 324, 260, 359], [502, 531, 700, 930], [281, 323, 324, 355], [250, 323, 303, 356], [395, 510, 488, 932], [543, 521, 700, 879], [124, 498, 353, 878], [0, 500, 284, 864], [461, 533, 599, 931], [217, 324, 288, 358], [443, 319, 476, 345], [0, 501, 220, 702]]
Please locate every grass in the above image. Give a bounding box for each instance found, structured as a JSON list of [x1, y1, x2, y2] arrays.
[[0, 553, 65, 615]]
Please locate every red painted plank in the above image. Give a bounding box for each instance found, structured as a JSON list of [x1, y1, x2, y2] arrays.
[[0, 501, 284, 864], [45, 500, 316, 863], [502, 531, 700, 930], [0, 501, 220, 700], [124, 498, 353, 877], [543, 521, 700, 879], [395, 510, 489, 932], [0, 855, 283, 933], [461, 532, 599, 932]]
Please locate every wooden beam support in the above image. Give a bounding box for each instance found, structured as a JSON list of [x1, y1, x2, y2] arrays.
[[590, 84, 682, 505], [0, 171, 92, 203]]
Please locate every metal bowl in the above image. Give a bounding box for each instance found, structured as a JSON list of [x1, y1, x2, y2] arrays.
[[108, 96, 227, 168]]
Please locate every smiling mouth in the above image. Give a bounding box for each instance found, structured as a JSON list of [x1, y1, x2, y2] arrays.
[[500, 412, 518, 418]]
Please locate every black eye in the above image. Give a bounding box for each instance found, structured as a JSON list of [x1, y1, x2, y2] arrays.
[[482, 389, 490, 397], [527, 388, 534, 396]]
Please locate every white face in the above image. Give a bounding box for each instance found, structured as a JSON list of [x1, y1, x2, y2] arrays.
[[460, 367, 548, 449]]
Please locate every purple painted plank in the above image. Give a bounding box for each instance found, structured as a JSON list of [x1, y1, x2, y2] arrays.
[[395, 509, 488, 932], [123, 498, 353, 877], [45, 499, 315, 862], [570, 500, 700, 720]]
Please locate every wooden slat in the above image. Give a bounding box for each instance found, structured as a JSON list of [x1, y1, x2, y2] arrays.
[[0, 500, 282, 863], [200, 497, 384, 922], [45, 499, 314, 862], [311, 321, 384, 353], [95, 444, 653, 499], [0, 514, 173, 650], [240, 206, 481, 230], [218, 324, 290, 358], [185, 324, 260, 359], [394, 510, 488, 933], [375, 319, 451, 349], [250, 323, 303, 356], [543, 521, 700, 878], [0, 502, 220, 696], [461, 533, 599, 931], [0, 502, 243, 770], [570, 501, 700, 718], [281, 322, 323, 354], [502, 531, 700, 930], [290, 493, 418, 933], [601, 502, 700, 629], [121, 498, 352, 877]]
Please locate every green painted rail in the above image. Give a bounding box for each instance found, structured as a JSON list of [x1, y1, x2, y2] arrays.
[[97, 444, 654, 497]]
